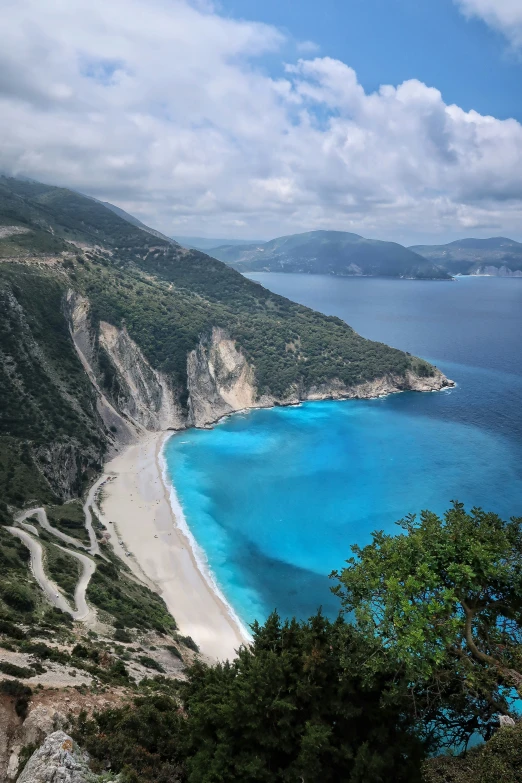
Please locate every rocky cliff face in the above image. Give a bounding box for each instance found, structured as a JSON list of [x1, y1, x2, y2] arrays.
[[98, 321, 185, 431], [472, 265, 522, 277], [68, 299, 453, 434], [185, 327, 452, 427]]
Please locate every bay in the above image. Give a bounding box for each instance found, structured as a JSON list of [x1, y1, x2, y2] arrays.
[[164, 275, 522, 626]]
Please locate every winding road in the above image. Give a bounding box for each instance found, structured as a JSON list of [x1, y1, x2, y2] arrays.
[[9, 494, 102, 621], [17, 507, 86, 550], [6, 527, 75, 616]]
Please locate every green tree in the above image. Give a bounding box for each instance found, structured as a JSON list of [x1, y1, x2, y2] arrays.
[[332, 502, 522, 743], [181, 611, 425, 783]]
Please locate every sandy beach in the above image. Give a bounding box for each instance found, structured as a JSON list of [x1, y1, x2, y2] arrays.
[[99, 432, 248, 661]]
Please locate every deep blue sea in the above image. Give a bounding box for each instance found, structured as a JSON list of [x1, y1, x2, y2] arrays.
[[164, 275, 522, 628]]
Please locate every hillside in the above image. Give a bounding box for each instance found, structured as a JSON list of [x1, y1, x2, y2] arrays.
[[0, 177, 451, 510], [211, 230, 451, 279], [411, 237, 522, 276]]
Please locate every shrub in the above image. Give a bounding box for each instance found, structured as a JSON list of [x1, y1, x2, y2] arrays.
[[0, 661, 34, 678], [114, 628, 132, 643], [137, 655, 165, 673]]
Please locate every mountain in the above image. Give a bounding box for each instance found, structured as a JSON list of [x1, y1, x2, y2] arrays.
[[410, 237, 522, 277], [0, 177, 451, 510], [172, 235, 261, 251], [0, 176, 454, 779], [211, 230, 451, 279], [96, 199, 178, 245]]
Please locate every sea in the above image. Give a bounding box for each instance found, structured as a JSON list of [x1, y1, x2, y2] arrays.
[[163, 275, 522, 629]]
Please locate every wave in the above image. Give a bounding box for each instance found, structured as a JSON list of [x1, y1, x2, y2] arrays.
[[159, 433, 253, 644]]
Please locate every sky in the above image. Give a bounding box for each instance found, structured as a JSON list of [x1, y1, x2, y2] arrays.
[[1, 0, 522, 244]]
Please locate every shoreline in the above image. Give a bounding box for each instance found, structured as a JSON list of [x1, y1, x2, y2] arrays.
[[97, 377, 454, 661], [99, 431, 249, 661]]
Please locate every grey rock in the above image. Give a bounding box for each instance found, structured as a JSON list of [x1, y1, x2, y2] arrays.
[[16, 731, 100, 783]]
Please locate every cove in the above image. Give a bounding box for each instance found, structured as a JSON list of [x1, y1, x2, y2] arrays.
[[163, 276, 522, 627]]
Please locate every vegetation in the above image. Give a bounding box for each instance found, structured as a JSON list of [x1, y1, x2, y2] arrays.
[[87, 548, 177, 633], [0, 661, 35, 678], [46, 501, 91, 544], [76, 611, 425, 783], [333, 502, 522, 746], [43, 543, 81, 602], [424, 721, 522, 782]]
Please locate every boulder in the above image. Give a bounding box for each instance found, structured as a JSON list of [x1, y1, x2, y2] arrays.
[[16, 731, 99, 783]]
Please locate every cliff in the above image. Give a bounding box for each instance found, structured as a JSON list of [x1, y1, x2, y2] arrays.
[[0, 176, 454, 507]]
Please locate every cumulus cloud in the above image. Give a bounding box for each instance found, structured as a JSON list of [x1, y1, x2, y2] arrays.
[[454, 0, 522, 48], [1, 0, 521, 242]]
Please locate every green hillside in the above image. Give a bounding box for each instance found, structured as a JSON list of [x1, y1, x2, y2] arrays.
[[411, 237, 522, 276], [211, 230, 451, 279], [0, 177, 442, 509]]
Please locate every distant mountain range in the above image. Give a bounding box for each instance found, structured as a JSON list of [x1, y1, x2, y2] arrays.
[[210, 230, 452, 280], [172, 235, 260, 252], [410, 237, 522, 277]]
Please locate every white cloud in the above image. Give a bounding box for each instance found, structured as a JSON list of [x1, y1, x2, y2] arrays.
[[1, 0, 522, 243], [454, 0, 522, 48]]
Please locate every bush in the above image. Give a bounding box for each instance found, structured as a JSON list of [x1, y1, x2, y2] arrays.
[[137, 656, 165, 673], [165, 645, 182, 661], [0, 618, 25, 639], [0, 661, 34, 678], [175, 635, 199, 654], [114, 628, 132, 643], [1, 583, 35, 611]]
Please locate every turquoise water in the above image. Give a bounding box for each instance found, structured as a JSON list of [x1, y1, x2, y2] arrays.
[[164, 276, 522, 627]]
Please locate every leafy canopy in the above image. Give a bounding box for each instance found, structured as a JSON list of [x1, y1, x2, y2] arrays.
[[332, 502, 522, 710]]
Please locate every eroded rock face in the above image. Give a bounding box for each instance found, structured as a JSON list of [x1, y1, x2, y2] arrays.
[[68, 292, 454, 434], [98, 322, 185, 431], [187, 327, 257, 427], [16, 731, 99, 783]]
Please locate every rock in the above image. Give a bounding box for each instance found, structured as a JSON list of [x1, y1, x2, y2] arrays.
[[16, 731, 98, 782], [499, 715, 516, 728]]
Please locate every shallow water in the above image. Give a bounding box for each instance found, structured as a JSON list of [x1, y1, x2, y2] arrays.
[[164, 275, 522, 626]]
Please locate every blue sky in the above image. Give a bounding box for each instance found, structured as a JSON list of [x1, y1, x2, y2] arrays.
[[223, 0, 522, 122], [2, 0, 522, 244]]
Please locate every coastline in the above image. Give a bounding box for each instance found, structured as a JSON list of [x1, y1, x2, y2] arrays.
[[99, 431, 249, 661], [96, 373, 454, 661]]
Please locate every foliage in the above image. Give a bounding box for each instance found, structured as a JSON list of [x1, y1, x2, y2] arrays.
[[332, 502, 522, 746], [0, 679, 32, 719], [424, 722, 522, 783], [0, 661, 35, 678], [43, 543, 81, 601], [46, 501, 91, 544], [137, 655, 165, 673], [0, 263, 105, 505], [87, 549, 177, 633], [76, 611, 426, 783]]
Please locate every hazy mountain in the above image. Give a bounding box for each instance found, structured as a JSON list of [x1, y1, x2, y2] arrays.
[[98, 200, 178, 245], [411, 237, 522, 277], [172, 235, 261, 251], [211, 230, 451, 280]]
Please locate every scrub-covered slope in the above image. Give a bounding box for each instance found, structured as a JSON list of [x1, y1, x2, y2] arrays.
[[211, 230, 451, 279], [0, 177, 451, 507]]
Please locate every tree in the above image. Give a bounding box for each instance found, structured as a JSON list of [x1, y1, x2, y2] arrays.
[[332, 502, 522, 745], [181, 611, 425, 783]]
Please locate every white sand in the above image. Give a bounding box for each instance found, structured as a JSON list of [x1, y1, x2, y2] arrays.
[[99, 432, 247, 661]]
